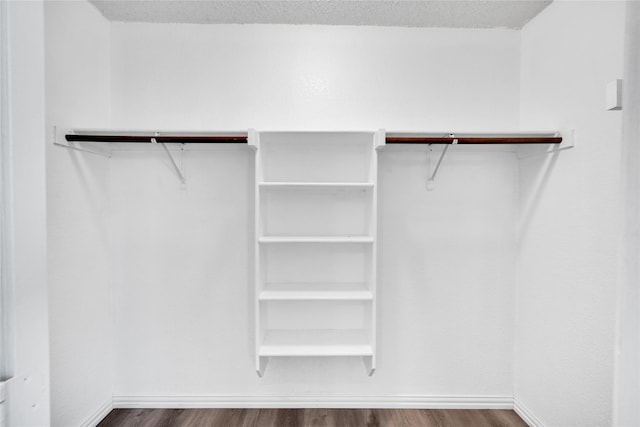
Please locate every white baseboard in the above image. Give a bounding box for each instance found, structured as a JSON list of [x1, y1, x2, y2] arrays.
[[80, 399, 113, 427], [73, 394, 542, 425], [113, 394, 513, 409], [513, 398, 544, 427]]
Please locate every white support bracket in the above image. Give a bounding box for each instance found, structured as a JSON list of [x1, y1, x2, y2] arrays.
[[247, 128, 259, 150], [52, 126, 111, 158], [375, 129, 386, 149], [256, 356, 268, 377], [427, 134, 457, 190], [363, 356, 376, 376], [517, 129, 575, 160], [152, 137, 186, 185]]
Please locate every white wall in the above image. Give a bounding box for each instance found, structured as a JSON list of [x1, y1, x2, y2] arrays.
[[614, 1, 640, 425], [4, 1, 50, 425], [44, 1, 112, 426], [38, 3, 636, 423], [378, 146, 518, 398], [108, 24, 521, 402], [111, 24, 519, 131], [516, 2, 625, 426]]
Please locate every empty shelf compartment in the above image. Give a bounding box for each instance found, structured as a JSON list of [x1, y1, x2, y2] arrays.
[[260, 185, 373, 238], [258, 132, 375, 183]]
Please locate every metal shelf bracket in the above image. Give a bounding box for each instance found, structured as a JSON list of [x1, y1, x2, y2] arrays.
[[52, 126, 111, 158], [152, 137, 186, 185], [427, 134, 457, 190], [517, 130, 575, 160]]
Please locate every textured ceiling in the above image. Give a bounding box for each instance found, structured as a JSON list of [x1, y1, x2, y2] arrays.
[[88, 0, 552, 29]]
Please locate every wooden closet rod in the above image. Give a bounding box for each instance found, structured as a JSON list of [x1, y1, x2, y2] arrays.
[[65, 134, 248, 144], [385, 136, 562, 144], [64, 132, 562, 145]]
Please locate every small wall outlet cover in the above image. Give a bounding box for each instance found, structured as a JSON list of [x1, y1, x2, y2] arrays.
[[606, 79, 622, 110]]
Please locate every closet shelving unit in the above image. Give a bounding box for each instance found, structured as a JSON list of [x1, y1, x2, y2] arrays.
[[250, 131, 382, 377], [384, 132, 562, 145], [60, 129, 563, 146], [57, 128, 565, 377]]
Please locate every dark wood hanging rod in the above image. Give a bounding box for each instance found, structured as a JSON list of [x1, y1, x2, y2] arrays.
[[385, 136, 562, 145], [64, 132, 562, 145], [65, 134, 248, 144]]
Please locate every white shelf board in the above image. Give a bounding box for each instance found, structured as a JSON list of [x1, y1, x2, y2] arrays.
[[259, 283, 373, 301], [259, 182, 374, 189], [259, 236, 374, 244], [259, 329, 372, 357]]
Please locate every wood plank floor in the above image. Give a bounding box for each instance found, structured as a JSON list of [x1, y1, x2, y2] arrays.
[[98, 408, 528, 427]]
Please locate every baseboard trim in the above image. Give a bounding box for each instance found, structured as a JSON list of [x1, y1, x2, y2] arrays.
[[513, 398, 544, 427], [80, 398, 113, 427], [113, 394, 513, 409]]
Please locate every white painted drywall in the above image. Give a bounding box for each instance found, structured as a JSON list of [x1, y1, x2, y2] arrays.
[[108, 24, 520, 401], [516, 2, 625, 426], [4, 1, 50, 425], [110, 24, 519, 131], [44, 1, 113, 426], [614, 2, 640, 426]]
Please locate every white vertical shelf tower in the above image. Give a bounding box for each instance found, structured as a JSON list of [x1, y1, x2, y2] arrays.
[[250, 130, 382, 377]]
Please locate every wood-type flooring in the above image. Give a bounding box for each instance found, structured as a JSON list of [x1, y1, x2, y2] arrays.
[[99, 408, 528, 427]]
